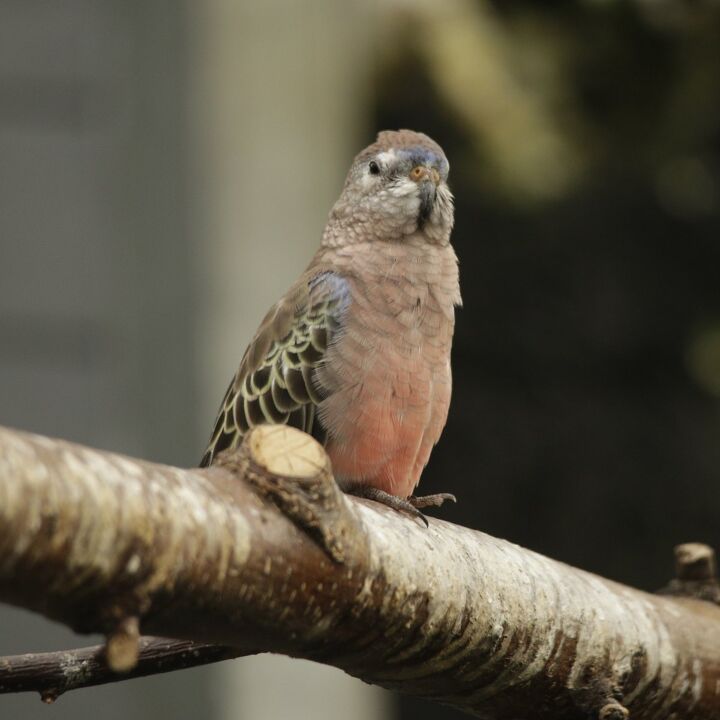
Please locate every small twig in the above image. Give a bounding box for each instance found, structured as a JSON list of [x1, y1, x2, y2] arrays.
[[0, 638, 245, 701]]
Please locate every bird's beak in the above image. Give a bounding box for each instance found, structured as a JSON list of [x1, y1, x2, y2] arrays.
[[410, 165, 440, 228]]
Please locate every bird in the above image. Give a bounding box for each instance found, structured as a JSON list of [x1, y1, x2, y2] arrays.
[[200, 129, 461, 523]]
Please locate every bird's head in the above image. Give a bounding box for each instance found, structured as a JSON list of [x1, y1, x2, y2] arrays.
[[325, 130, 454, 245]]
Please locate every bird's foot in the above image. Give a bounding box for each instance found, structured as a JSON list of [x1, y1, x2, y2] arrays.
[[341, 483, 429, 526], [341, 484, 455, 527], [407, 492, 456, 509]]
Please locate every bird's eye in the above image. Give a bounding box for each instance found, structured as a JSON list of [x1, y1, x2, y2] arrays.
[[368, 161, 380, 175]]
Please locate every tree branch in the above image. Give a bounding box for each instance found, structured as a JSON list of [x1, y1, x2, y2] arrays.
[[0, 639, 243, 702], [1, 424, 719, 718]]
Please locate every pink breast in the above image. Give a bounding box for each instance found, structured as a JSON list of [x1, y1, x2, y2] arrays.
[[324, 350, 446, 498], [315, 243, 457, 498]]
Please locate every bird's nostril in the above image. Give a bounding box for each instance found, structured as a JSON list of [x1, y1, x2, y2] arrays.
[[410, 165, 440, 184], [410, 166, 427, 182]]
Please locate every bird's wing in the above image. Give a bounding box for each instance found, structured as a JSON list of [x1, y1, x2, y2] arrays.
[[200, 270, 350, 467]]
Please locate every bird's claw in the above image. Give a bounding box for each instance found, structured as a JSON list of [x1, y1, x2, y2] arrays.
[[341, 484, 456, 527]]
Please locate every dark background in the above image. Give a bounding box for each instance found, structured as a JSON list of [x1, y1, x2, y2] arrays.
[[1, 2, 719, 719], [376, 4, 720, 718]]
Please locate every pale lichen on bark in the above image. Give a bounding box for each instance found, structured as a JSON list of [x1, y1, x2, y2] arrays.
[[1, 424, 720, 719], [0, 429, 253, 635]]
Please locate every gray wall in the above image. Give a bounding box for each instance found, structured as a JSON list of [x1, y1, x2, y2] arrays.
[[1, 1, 391, 718], [2, 2, 207, 718]]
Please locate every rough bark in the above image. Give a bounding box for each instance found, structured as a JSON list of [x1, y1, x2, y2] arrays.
[[0, 424, 719, 719]]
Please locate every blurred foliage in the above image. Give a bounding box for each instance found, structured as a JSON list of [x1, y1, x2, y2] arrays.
[[378, 0, 720, 210], [687, 323, 720, 398]]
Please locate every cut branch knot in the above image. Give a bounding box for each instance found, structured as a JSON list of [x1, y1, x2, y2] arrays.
[[105, 616, 140, 673], [212, 425, 365, 564], [598, 701, 629, 720], [658, 542, 720, 605]]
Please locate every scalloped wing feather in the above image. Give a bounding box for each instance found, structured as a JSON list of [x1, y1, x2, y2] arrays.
[[200, 271, 350, 467]]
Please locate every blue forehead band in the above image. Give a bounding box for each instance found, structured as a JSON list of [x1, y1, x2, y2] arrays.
[[397, 147, 449, 176]]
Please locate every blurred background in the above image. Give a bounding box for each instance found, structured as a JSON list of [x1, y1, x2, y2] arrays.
[[1, 1, 720, 718]]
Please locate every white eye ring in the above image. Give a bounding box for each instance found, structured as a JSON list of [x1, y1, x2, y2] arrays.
[[368, 160, 380, 175]]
